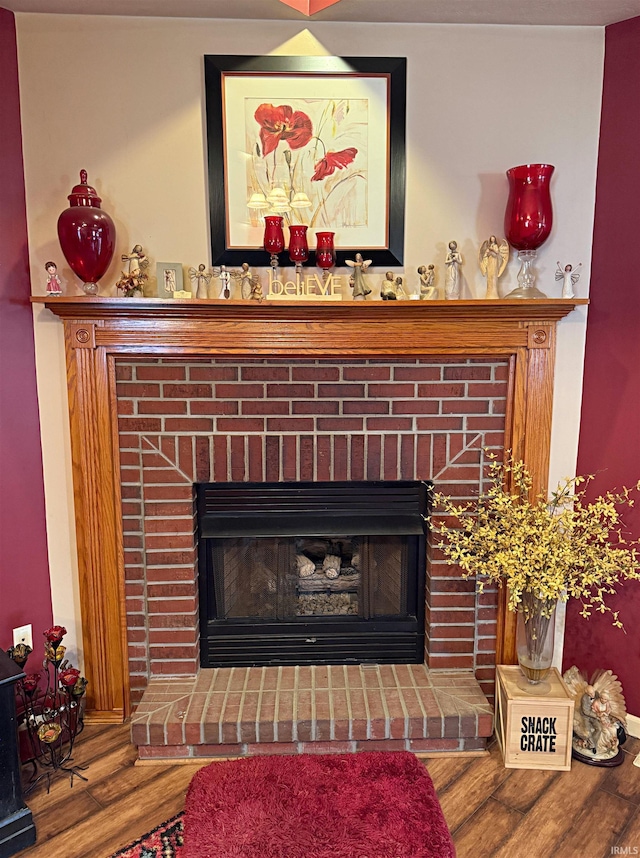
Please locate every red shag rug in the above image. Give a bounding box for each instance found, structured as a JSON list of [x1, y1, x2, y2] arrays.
[[109, 813, 184, 857], [185, 751, 455, 857]]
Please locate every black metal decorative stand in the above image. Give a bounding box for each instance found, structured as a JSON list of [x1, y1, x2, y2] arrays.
[[8, 628, 88, 796]]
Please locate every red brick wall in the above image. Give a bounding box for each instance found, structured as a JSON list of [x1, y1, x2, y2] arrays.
[[117, 357, 508, 704]]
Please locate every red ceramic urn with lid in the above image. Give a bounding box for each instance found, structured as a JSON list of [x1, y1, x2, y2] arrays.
[[57, 170, 116, 295]]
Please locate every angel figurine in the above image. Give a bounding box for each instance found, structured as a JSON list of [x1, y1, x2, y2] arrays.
[[556, 262, 582, 298], [212, 265, 231, 299], [563, 666, 627, 765], [345, 253, 372, 300], [249, 276, 263, 302], [230, 262, 259, 300], [479, 236, 509, 299], [188, 264, 212, 299]]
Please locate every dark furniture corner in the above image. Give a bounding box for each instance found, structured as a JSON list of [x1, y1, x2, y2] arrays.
[[0, 649, 36, 857]]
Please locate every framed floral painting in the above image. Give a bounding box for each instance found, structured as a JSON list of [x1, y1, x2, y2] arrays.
[[204, 55, 406, 266]]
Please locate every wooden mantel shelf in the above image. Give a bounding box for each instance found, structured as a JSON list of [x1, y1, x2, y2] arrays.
[[34, 294, 587, 722], [33, 296, 587, 356], [33, 295, 586, 322]]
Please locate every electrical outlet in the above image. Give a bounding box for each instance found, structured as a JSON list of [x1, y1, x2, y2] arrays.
[[13, 624, 33, 650]]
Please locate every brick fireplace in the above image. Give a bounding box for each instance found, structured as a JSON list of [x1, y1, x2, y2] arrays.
[[36, 297, 584, 723], [116, 356, 508, 706]]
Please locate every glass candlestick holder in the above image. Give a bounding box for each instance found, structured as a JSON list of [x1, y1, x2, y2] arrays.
[[264, 215, 285, 275], [288, 224, 309, 278], [315, 231, 336, 270], [512, 249, 547, 299]]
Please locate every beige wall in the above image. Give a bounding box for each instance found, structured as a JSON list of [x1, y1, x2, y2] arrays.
[[16, 14, 604, 667]]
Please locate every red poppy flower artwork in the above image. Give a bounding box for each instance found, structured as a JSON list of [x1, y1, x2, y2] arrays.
[[311, 147, 358, 182], [254, 104, 313, 156], [245, 95, 367, 233]]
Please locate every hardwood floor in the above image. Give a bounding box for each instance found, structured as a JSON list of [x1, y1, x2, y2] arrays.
[[14, 723, 640, 858]]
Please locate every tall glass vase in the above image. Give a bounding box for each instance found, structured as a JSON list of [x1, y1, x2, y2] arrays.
[[516, 592, 557, 695], [57, 170, 116, 296], [504, 163, 554, 299]]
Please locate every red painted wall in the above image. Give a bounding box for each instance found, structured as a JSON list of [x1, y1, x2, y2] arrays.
[[562, 16, 640, 716], [0, 8, 53, 649]]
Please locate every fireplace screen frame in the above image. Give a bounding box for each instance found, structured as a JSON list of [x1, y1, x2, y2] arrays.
[[196, 480, 429, 667]]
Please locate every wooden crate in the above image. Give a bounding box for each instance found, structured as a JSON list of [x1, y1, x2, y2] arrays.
[[495, 665, 574, 770]]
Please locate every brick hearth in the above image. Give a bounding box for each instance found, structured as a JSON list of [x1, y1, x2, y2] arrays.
[[132, 664, 493, 759]]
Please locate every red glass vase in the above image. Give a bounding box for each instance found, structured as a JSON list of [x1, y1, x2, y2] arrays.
[[57, 170, 116, 296], [315, 231, 335, 270], [504, 163, 555, 299], [263, 216, 285, 255], [288, 224, 309, 266], [504, 163, 555, 251]]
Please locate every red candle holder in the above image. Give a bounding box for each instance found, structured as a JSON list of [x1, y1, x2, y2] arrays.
[[315, 231, 335, 270], [288, 225, 309, 275], [504, 163, 555, 298], [263, 216, 285, 272]]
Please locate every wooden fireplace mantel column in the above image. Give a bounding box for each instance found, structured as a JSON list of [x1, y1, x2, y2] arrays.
[[33, 297, 587, 721]]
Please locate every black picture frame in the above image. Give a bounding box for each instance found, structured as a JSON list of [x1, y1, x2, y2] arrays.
[[204, 54, 406, 267]]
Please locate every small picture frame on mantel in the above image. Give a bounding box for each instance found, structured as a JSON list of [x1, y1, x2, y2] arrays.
[[156, 262, 185, 298]]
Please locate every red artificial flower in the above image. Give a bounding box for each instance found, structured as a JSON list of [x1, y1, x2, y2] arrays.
[[22, 674, 40, 694], [44, 625, 67, 645], [311, 147, 358, 182], [254, 104, 313, 157], [60, 667, 81, 688]]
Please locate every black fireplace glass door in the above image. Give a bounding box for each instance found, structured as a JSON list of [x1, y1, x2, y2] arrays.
[[209, 534, 412, 623]]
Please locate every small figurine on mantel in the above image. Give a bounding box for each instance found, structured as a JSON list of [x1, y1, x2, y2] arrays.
[[345, 252, 372, 300], [444, 240, 463, 299], [418, 264, 436, 300], [188, 264, 212, 299], [249, 275, 263, 302], [556, 261, 583, 298], [122, 244, 148, 279], [563, 666, 628, 766], [395, 275, 408, 299], [380, 270, 408, 300], [212, 265, 231, 299], [116, 244, 149, 297], [45, 261, 63, 296], [479, 235, 509, 299], [231, 262, 259, 300]]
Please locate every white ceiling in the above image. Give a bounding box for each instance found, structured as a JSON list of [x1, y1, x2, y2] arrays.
[[3, 0, 640, 26]]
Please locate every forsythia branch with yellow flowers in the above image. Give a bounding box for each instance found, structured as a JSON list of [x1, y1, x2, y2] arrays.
[[431, 455, 640, 627]]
